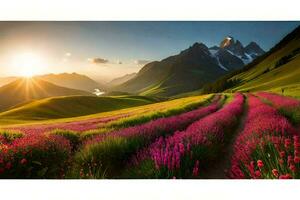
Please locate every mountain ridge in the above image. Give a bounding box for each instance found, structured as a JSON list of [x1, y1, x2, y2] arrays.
[[114, 37, 264, 97], [108, 73, 137, 87], [37, 72, 105, 92]]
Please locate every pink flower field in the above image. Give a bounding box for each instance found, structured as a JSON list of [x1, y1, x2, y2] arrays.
[[230, 95, 299, 179], [257, 92, 300, 110], [1, 92, 300, 179], [129, 93, 244, 178]]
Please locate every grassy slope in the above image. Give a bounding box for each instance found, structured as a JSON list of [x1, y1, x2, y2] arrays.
[[139, 81, 168, 97], [170, 89, 203, 99], [227, 29, 300, 98], [0, 95, 157, 121], [0, 94, 211, 127]]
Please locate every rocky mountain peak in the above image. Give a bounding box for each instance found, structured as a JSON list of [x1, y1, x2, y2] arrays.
[[180, 42, 209, 56], [220, 36, 234, 48], [191, 42, 208, 50]]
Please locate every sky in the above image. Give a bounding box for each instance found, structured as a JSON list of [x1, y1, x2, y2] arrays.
[[0, 21, 299, 82]]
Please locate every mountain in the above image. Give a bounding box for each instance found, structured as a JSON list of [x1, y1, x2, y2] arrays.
[[37, 73, 105, 92], [115, 38, 264, 97], [245, 42, 265, 57], [211, 36, 265, 65], [0, 78, 91, 111], [202, 26, 300, 97], [108, 73, 137, 87]]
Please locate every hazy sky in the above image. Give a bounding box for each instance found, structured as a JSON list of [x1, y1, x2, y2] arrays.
[[0, 21, 299, 81]]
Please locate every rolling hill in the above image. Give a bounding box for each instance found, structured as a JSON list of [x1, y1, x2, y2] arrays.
[[202, 25, 300, 98], [0, 95, 157, 121], [37, 72, 105, 92], [114, 38, 264, 97], [0, 78, 91, 111]]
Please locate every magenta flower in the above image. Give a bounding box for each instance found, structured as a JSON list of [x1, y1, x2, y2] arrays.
[[20, 158, 27, 165], [279, 174, 292, 179], [280, 151, 285, 158], [257, 160, 264, 168], [192, 160, 200, 177], [285, 139, 292, 149], [255, 170, 261, 178], [272, 169, 279, 177]]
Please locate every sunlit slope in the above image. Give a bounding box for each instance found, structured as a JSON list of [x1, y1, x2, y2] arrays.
[[0, 78, 91, 111], [228, 26, 300, 97], [0, 95, 157, 121]]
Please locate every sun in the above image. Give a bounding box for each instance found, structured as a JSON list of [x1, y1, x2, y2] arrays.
[[12, 52, 44, 77]]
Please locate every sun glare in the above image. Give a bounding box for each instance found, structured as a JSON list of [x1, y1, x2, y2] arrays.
[[12, 52, 44, 77]]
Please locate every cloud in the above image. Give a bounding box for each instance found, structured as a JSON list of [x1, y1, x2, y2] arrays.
[[134, 60, 151, 65], [61, 52, 71, 63], [88, 57, 109, 64]]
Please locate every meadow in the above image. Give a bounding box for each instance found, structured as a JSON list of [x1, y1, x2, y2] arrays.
[[0, 92, 299, 179]]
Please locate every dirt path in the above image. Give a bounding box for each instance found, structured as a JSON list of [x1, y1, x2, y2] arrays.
[[202, 94, 249, 179]]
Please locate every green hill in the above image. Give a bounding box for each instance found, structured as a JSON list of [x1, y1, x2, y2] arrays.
[[0, 95, 157, 121], [202, 25, 300, 98]]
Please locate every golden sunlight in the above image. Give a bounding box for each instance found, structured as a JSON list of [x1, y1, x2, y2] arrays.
[[12, 52, 44, 77]]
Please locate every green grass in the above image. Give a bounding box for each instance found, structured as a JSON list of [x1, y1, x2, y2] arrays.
[[223, 93, 234, 104], [0, 95, 157, 122], [170, 89, 203, 99]]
